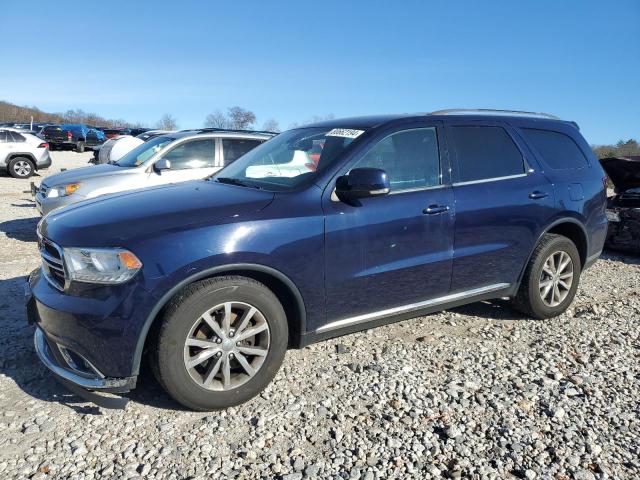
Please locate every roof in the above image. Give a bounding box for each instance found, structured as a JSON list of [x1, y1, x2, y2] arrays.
[[166, 129, 275, 140], [301, 109, 573, 130]]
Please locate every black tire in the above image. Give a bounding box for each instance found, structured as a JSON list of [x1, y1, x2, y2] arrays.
[[76, 141, 85, 153], [512, 233, 581, 319], [151, 276, 288, 411], [8, 157, 34, 179]]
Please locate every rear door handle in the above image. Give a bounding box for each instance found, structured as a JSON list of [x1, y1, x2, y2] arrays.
[[423, 204, 450, 215], [528, 191, 549, 200]]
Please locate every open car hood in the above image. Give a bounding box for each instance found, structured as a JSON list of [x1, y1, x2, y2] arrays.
[[600, 156, 640, 192]]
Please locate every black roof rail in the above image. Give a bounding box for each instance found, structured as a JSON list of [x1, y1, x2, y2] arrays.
[[429, 108, 561, 120], [179, 127, 278, 136]]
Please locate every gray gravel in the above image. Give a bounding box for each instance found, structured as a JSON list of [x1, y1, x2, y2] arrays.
[[0, 151, 639, 479]]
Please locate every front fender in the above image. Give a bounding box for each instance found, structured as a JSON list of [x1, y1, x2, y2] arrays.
[[129, 262, 307, 375]]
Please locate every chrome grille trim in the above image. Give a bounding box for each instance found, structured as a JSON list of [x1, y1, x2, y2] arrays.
[[38, 234, 66, 291]]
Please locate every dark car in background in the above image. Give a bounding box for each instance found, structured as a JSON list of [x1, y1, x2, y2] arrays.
[[27, 109, 607, 411], [129, 128, 151, 137], [101, 128, 132, 139], [601, 156, 640, 253], [41, 124, 105, 152]]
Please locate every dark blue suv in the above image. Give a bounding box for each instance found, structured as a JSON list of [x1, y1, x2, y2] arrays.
[[27, 110, 608, 410]]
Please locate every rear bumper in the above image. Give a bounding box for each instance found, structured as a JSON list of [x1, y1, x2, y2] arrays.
[[37, 151, 52, 169]]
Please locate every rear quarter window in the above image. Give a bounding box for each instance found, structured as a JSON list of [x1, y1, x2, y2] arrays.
[[8, 131, 26, 142], [451, 125, 524, 183], [522, 128, 588, 170]]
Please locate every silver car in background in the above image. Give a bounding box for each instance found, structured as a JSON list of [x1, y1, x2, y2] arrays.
[[34, 129, 273, 215]]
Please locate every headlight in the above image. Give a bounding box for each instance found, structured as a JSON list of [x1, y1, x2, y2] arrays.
[[63, 248, 142, 284], [47, 183, 81, 198]]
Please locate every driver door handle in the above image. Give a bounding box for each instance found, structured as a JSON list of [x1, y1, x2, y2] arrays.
[[528, 191, 549, 200], [423, 204, 450, 215]]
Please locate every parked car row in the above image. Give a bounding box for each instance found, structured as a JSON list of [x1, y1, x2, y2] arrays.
[[0, 122, 152, 155], [35, 128, 272, 214], [25, 109, 611, 411], [40, 124, 106, 152]]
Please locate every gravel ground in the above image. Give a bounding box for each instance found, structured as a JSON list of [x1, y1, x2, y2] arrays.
[[0, 151, 639, 480]]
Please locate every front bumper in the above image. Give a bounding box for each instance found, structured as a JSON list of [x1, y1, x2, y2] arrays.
[[33, 327, 136, 392], [26, 273, 138, 408], [34, 190, 78, 216], [26, 265, 150, 377]]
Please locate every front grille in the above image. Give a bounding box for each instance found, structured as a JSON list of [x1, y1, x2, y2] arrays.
[[38, 235, 66, 291]]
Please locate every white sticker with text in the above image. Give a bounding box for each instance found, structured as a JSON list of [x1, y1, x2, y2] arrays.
[[325, 128, 365, 139]]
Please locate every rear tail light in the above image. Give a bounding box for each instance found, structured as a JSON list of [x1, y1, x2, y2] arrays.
[[38, 142, 49, 149], [66, 131, 72, 140]]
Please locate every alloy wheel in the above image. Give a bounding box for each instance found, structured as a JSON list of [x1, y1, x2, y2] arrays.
[[14, 160, 32, 177], [183, 301, 270, 391], [539, 250, 574, 307]]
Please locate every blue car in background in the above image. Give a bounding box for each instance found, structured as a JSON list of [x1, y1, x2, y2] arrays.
[[26, 109, 608, 410], [41, 124, 105, 152]]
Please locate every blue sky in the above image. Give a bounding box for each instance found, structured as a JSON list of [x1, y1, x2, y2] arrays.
[[1, 0, 638, 144]]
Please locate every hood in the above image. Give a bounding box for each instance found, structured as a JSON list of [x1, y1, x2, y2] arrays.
[[42, 164, 131, 187], [600, 156, 640, 192], [41, 180, 275, 246]]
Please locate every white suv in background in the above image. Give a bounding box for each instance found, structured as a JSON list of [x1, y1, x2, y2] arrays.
[[0, 128, 52, 178]]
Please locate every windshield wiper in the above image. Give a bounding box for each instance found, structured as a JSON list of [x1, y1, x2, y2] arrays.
[[215, 177, 262, 189]]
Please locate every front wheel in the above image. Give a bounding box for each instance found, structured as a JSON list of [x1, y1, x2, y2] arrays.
[[512, 233, 581, 319], [151, 276, 288, 411]]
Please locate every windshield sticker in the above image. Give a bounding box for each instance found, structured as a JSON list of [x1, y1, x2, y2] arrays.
[[326, 128, 365, 139]]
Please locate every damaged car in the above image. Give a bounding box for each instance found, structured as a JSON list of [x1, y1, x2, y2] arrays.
[[600, 155, 640, 253]]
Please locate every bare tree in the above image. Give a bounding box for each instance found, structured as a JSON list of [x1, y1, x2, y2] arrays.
[[261, 118, 280, 132], [156, 113, 178, 130], [227, 106, 256, 130], [204, 110, 231, 129]]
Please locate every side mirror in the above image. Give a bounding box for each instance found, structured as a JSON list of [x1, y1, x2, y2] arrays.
[[154, 158, 171, 172], [335, 168, 390, 202]]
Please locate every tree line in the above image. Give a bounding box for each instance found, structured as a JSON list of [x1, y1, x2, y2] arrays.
[[12, 99, 634, 158], [592, 139, 640, 159], [0, 100, 333, 133], [0, 100, 144, 128]]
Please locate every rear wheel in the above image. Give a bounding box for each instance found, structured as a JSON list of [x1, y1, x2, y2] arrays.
[[151, 276, 288, 410], [512, 233, 581, 319], [76, 141, 85, 153], [8, 157, 34, 178]]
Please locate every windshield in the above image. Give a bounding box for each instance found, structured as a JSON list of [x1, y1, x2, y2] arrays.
[[213, 127, 364, 191], [116, 135, 174, 167]]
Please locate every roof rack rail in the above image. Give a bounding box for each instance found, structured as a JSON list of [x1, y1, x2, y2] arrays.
[[429, 109, 560, 120], [185, 127, 278, 135]]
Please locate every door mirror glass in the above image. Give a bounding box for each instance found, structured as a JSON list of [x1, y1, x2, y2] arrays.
[[335, 168, 390, 202], [154, 158, 171, 172]]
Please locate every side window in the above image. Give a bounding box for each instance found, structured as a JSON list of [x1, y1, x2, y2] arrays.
[[353, 128, 440, 192], [222, 138, 263, 166], [0, 131, 7, 143], [451, 126, 524, 182], [162, 139, 216, 169], [522, 128, 588, 170], [9, 131, 26, 142]]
